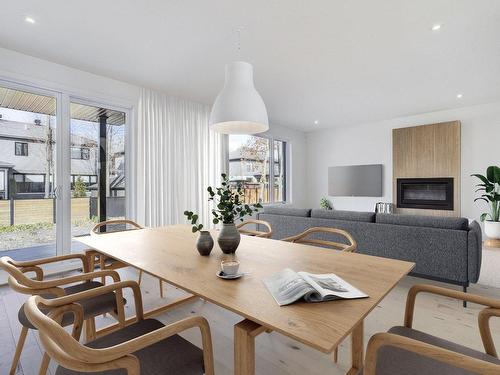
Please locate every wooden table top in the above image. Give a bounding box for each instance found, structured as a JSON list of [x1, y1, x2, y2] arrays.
[[77, 225, 414, 353]]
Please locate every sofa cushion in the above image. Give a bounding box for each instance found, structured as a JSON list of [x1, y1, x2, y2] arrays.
[[262, 206, 311, 217], [376, 213, 469, 231], [311, 209, 375, 223]]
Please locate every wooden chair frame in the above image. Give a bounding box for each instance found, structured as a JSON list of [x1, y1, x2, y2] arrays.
[[24, 281, 215, 375], [364, 284, 500, 374], [237, 219, 273, 238], [0, 255, 125, 375], [282, 226, 357, 363], [282, 227, 357, 252], [88, 219, 165, 298]]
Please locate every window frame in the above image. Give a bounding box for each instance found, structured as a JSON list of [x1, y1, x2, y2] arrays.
[[15, 142, 29, 156], [70, 146, 91, 160], [227, 134, 288, 204]]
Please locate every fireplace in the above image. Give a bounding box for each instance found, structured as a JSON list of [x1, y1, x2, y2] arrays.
[[397, 178, 454, 210]]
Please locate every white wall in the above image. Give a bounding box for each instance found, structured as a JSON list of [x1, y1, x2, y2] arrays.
[[0, 47, 140, 106], [306, 101, 500, 225], [0, 47, 309, 210], [261, 123, 308, 208]]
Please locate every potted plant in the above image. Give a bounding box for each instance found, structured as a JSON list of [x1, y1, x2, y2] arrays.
[[472, 166, 500, 240], [184, 211, 214, 255], [185, 173, 262, 254], [320, 197, 332, 210]]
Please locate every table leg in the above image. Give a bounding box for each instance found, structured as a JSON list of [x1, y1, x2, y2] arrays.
[[346, 320, 364, 375], [234, 319, 267, 375]]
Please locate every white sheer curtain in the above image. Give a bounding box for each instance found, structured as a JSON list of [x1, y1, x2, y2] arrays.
[[130, 88, 227, 227]]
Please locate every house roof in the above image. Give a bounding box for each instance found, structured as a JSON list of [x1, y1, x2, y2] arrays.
[[0, 87, 125, 126], [0, 119, 97, 146]]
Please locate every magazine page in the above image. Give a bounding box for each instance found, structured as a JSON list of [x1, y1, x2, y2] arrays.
[[263, 268, 318, 306], [298, 272, 369, 303]]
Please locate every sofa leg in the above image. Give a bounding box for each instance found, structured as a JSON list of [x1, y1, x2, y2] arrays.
[[463, 286, 467, 308]]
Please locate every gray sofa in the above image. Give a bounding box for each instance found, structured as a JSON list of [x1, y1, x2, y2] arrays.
[[257, 207, 482, 290]]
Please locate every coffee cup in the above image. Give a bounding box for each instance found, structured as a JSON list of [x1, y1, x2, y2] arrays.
[[221, 260, 240, 276]]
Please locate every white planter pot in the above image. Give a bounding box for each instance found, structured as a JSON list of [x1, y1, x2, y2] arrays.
[[484, 221, 500, 239]]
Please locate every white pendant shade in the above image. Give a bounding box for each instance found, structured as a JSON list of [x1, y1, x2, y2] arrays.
[[209, 61, 269, 134]]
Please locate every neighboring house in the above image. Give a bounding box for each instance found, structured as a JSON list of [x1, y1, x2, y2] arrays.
[[0, 118, 98, 199], [229, 148, 283, 182]]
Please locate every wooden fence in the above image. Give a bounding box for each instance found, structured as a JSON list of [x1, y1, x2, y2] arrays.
[[239, 185, 283, 204], [0, 198, 90, 226]]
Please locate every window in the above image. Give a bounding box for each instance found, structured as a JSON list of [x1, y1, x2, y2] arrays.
[[228, 135, 287, 204], [71, 146, 90, 160], [13, 173, 46, 193], [15, 142, 28, 156], [273, 140, 286, 202]]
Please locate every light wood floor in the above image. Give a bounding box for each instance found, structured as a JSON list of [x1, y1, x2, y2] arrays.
[[2, 268, 500, 375]]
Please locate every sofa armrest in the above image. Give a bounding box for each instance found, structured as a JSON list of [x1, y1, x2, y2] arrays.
[[468, 220, 482, 283]]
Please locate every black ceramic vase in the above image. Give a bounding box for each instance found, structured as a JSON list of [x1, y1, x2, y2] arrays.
[[217, 223, 241, 254], [196, 231, 214, 256]]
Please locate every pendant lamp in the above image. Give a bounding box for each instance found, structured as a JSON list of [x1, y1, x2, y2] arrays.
[[209, 61, 269, 134]]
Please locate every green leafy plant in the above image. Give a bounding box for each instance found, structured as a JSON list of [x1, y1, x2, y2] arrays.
[[208, 173, 262, 224], [184, 174, 262, 231], [183, 211, 204, 233], [320, 197, 332, 210], [472, 165, 500, 222]]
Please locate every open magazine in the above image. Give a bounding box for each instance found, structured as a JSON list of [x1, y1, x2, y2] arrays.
[[263, 268, 368, 306]]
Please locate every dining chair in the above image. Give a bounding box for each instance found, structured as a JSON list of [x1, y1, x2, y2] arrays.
[[24, 280, 215, 375], [364, 284, 500, 374], [282, 226, 357, 252], [237, 219, 273, 238], [282, 226, 357, 362], [0, 254, 126, 375], [88, 219, 165, 298]]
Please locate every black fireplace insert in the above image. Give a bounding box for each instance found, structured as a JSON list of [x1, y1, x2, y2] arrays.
[[397, 178, 454, 210]]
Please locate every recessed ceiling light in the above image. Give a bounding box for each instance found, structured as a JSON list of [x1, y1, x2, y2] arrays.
[[25, 16, 35, 24], [314, 120, 319, 125], [431, 24, 442, 31], [456, 93, 463, 99]]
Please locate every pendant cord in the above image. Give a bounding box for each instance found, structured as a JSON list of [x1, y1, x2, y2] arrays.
[[234, 27, 244, 60]]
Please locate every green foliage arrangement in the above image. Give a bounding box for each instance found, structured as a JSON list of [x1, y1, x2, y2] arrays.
[[472, 165, 500, 222], [320, 197, 332, 210], [184, 211, 204, 233], [184, 173, 262, 233]]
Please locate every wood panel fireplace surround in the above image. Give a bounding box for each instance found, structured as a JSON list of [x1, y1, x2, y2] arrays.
[[393, 121, 461, 217]]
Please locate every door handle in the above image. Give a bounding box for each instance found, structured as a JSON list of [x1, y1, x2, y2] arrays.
[[54, 185, 60, 199]]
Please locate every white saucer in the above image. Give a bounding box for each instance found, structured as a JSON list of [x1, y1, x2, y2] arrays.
[[216, 270, 244, 280]]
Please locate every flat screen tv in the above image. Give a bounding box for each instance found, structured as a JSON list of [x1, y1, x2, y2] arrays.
[[328, 164, 382, 197]]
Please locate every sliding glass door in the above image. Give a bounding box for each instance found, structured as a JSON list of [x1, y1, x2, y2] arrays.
[[0, 81, 60, 260], [0, 79, 128, 260], [70, 100, 126, 251]]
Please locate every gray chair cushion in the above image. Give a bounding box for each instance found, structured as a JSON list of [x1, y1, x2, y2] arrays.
[[311, 209, 375, 222], [55, 319, 204, 375], [376, 213, 469, 231], [262, 206, 311, 217], [367, 326, 500, 374], [19, 281, 124, 330]]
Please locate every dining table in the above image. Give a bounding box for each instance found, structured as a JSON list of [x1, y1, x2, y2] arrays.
[[77, 224, 415, 375]]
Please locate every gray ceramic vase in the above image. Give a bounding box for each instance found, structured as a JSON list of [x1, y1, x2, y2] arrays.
[[196, 231, 214, 256], [218, 223, 241, 254]]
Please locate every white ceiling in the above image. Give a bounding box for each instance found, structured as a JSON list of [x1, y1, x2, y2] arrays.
[[1, 0, 500, 131]]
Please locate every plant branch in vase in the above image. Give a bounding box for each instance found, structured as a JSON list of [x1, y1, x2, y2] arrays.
[[184, 173, 262, 255], [472, 165, 500, 243], [184, 211, 213, 255]]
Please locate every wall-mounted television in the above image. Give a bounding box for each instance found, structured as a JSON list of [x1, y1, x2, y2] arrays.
[[328, 164, 383, 197]]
